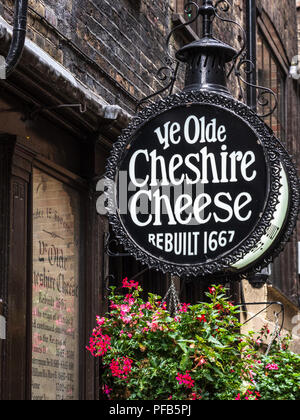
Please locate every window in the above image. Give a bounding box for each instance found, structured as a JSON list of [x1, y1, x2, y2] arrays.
[[256, 24, 297, 305], [257, 30, 286, 140]]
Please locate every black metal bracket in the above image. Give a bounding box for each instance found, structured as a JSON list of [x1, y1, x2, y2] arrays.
[[135, 60, 179, 112], [23, 103, 87, 121], [247, 273, 269, 289], [104, 232, 150, 297], [233, 58, 278, 117], [239, 301, 285, 334], [0, 103, 87, 122]]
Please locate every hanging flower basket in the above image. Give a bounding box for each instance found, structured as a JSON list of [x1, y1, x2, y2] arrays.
[[86, 279, 300, 401]]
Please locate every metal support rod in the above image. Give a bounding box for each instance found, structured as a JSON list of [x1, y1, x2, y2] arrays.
[[239, 301, 285, 333], [131, 268, 149, 281], [201, 0, 215, 37], [5, 0, 28, 77], [246, 0, 257, 111]]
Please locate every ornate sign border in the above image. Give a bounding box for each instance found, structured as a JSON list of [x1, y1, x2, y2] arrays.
[[249, 134, 300, 275], [105, 90, 299, 278]]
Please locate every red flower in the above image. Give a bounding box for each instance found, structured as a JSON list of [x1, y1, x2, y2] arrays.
[[102, 384, 112, 396], [179, 303, 190, 313], [110, 357, 133, 379], [86, 330, 111, 357], [214, 303, 223, 312], [122, 277, 139, 290], [190, 392, 202, 400], [255, 391, 261, 399], [176, 371, 195, 389], [265, 363, 279, 371], [197, 314, 207, 323]]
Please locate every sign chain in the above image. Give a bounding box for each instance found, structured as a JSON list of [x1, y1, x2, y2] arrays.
[[162, 278, 181, 315]]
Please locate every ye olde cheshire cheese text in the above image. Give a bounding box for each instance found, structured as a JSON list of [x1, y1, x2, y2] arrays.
[[125, 115, 259, 257]]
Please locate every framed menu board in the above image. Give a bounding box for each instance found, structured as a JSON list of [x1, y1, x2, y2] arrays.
[[32, 169, 80, 400]]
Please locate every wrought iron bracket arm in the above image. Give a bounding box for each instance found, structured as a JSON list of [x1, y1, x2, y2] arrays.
[[135, 61, 180, 112], [233, 57, 278, 118]]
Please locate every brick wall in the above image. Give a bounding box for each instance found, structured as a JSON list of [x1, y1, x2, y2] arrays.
[[2, 1, 298, 114], [1, 1, 299, 112], [258, 0, 298, 58], [0, 0, 266, 115], [2, 0, 175, 114]]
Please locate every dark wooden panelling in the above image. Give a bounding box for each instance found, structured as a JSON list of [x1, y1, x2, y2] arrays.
[[4, 144, 33, 400], [0, 134, 16, 400]]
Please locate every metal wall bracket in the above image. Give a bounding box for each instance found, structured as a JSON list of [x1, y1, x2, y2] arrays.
[[0, 299, 7, 340], [240, 301, 284, 334]]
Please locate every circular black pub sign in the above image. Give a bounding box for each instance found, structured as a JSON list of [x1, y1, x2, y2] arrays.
[[105, 91, 299, 278]]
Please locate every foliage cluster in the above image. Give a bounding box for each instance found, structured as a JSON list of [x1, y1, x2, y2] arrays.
[[87, 279, 300, 400]]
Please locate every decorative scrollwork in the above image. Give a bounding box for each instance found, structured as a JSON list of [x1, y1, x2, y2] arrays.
[[135, 62, 180, 112], [166, 2, 201, 47], [104, 232, 130, 257], [213, 8, 247, 75], [136, 2, 202, 111], [213, 4, 278, 118], [235, 58, 278, 118], [215, 0, 231, 13]]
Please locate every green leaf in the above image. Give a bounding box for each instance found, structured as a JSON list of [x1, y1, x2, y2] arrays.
[[208, 335, 225, 348], [216, 361, 225, 372], [203, 371, 214, 382], [180, 354, 190, 371], [177, 341, 188, 354], [195, 334, 204, 343]]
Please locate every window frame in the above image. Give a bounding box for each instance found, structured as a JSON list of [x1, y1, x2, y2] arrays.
[[255, 11, 299, 306], [256, 28, 287, 140]]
